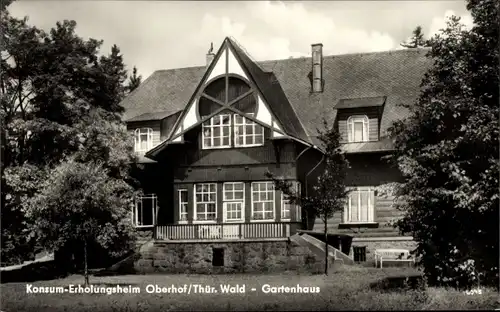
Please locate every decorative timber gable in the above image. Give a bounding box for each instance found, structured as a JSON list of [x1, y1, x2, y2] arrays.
[[146, 37, 313, 159], [170, 39, 286, 142]]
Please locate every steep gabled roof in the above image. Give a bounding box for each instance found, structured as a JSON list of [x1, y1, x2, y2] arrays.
[[227, 38, 309, 143], [126, 110, 181, 122], [120, 43, 432, 151]]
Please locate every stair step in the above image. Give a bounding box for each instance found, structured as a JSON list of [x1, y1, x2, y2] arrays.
[[300, 234, 355, 265]]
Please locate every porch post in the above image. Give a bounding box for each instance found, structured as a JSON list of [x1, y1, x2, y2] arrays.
[[275, 189, 281, 222], [217, 182, 223, 223], [245, 182, 252, 222], [188, 183, 194, 224]]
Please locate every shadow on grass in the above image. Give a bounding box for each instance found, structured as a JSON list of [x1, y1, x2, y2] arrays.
[[93, 252, 140, 277], [369, 272, 427, 292], [1, 261, 69, 284]]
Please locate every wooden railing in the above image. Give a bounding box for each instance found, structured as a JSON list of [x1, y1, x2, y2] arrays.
[[155, 223, 291, 240]]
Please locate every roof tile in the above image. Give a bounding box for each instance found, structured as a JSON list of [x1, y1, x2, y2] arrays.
[[120, 45, 431, 151]]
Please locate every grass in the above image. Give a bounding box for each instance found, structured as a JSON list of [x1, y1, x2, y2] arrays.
[[1, 267, 498, 311]]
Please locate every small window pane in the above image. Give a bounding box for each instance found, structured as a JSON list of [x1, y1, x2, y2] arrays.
[[354, 122, 363, 141]]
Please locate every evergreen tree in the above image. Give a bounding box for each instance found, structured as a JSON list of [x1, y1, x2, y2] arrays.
[[388, 0, 499, 288], [97, 44, 128, 118], [127, 66, 142, 93], [400, 26, 429, 48]]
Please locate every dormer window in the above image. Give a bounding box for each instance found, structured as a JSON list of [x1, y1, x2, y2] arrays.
[[347, 116, 369, 143], [134, 128, 153, 152]]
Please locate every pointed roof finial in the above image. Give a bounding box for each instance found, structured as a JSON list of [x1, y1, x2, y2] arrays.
[[208, 42, 214, 54]]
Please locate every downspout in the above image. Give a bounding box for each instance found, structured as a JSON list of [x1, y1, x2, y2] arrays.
[[295, 146, 312, 228], [306, 154, 325, 197], [296, 145, 325, 230], [295, 145, 312, 162]]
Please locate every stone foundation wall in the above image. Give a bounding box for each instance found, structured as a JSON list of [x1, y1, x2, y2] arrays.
[[134, 240, 329, 274], [136, 228, 154, 242], [351, 238, 417, 262]]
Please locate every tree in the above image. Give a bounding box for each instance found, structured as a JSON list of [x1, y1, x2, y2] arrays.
[[1, 0, 13, 11], [97, 44, 128, 118], [1, 9, 141, 265], [400, 26, 430, 48], [388, 0, 498, 288], [27, 160, 137, 285], [266, 120, 349, 275], [2, 164, 48, 264], [126, 66, 142, 93]]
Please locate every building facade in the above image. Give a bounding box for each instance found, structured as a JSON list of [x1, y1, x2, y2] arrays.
[[120, 38, 430, 271]]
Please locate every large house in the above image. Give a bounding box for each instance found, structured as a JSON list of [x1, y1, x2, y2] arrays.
[[121, 37, 431, 273]]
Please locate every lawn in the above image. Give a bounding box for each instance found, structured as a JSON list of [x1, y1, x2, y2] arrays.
[[1, 267, 498, 311]]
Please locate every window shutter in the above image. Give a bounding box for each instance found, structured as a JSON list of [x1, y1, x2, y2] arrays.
[[347, 120, 353, 142], [134, 129, 139, 151], [148, 128, 153, 149], [363, 118, 369, 141], [370, 189, 375, 222]]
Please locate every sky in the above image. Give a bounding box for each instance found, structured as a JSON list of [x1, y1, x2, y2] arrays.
[[8, 1, 472, 79]]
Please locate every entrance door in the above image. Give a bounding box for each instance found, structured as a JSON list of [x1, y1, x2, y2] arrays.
[[222, 202, 244, 239]]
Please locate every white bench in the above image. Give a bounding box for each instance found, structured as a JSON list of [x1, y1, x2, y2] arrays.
[[374, 249, 414, 268]]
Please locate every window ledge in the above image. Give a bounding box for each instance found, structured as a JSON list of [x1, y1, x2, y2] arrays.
[[201, 146, 232, 150], [135, 225, 154, 229], [192, 220, 218, 224], [250, 219, 276, 223], [234, 144, 265, 148], [339, 222, 379, 229], [344, 141, 371, 144]]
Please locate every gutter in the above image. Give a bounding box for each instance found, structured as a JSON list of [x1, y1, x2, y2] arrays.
[[295, 145, 312, 162], [305, 154, 325, 197], [302, 150, 325, 228]]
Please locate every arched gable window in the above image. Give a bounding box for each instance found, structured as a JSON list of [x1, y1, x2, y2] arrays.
[[134, 128, 153, 152], [347, 115, 369, 143], [199, 77, 264, 149]]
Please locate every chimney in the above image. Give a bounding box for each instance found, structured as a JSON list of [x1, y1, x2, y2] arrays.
[[311, 43, 323, 93], [206, 53, 215, 67], [206, 42, 215, 67]]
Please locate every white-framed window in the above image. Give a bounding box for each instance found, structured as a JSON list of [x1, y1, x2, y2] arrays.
[[223, 182, 245, 222], [251, 182, 275, 221], [134, 194, 156, 227], [202, 114, 231, 149], [234, 113, 264, 147], [134, 128, 153, 152], [281, 182, 301, 221], [347, 115, 369, 143], [343, 187, 375, 223], [194, 183, 217, 222], [178, 189, 188, 223]]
